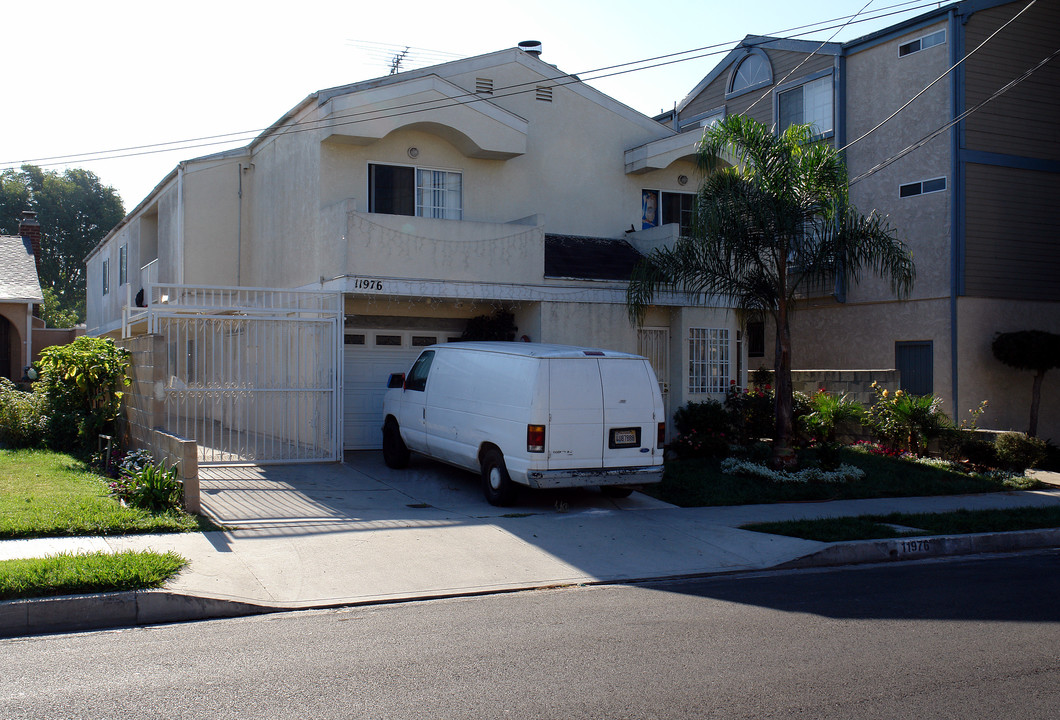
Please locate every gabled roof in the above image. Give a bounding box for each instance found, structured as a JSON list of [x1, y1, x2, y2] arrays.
[[677, 35, 842, 114], [544, 235, 644, 281], [0, 235, 44, 303]]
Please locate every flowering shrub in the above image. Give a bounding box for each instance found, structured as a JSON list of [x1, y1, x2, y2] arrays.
[[864, 383, 951, 455], [720, 457, 865, 484], [0, 378, 48, 448], [107, 449, 183, 512], [725, 381, 773, 442], [671, 399, 733, 458]]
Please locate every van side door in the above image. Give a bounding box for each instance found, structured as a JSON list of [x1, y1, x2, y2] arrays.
[[396, 350, 434, 452]]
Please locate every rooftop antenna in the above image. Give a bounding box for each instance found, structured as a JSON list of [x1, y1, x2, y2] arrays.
[[389, 47, 410, 75]]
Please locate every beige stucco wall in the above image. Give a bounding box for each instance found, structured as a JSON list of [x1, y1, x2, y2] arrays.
[[956, 297, 1060, 440]]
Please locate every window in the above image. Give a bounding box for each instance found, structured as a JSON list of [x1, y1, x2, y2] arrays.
[[777, 75, 833, 136], [119, 244, 128, 286], [900, 177, 946, 198], [899, 29, 946, 57], [405, 350, 435, 392], [747, 321, 765, 358], [369, 164, 462, 220], [102, 259, 109, 296], [344, 334, 366, 345], [689, 328, 729, 394], [729, 52, 771, 95], [642, 189, 696, 234]]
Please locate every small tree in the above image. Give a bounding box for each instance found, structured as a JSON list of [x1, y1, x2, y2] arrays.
[[37, 336, 130, 453], [991, 330, 1060, 437]]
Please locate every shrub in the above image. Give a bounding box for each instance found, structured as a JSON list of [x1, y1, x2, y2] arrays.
[[865, 383, 951, 455], [108, 451, 183, 512], [0, 378, 48, 448], [994, 432, 1047, 471], [671, 399, 733, 458], [725, 383, 773, 442], [36, 336, 130, 453], [799, 390, 864, 443]]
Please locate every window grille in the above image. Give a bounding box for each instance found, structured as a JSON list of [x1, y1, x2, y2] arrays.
[[689, 328, 729, 394]]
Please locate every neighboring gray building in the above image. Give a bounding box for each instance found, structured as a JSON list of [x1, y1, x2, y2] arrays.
[[668, 0, 1060, 439]]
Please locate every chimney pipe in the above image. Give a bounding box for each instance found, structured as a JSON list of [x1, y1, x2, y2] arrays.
[[19, 210, 42, 275], [518, 40, 542, 57]]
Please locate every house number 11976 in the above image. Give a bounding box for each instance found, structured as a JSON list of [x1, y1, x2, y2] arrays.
[[352, 278, 383, 291]]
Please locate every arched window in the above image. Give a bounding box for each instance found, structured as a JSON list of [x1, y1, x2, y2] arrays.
[[728, 52, 771, 94]]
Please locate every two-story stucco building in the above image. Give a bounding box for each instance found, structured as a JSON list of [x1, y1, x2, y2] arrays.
[[664, 0, 1059, 439], [86, 43, 740, 463]]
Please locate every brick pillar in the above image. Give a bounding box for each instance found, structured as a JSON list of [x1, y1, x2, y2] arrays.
[[18, 210, 42, 276]]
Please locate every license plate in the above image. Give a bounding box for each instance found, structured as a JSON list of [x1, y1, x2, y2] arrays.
[[610, 428, 639, 448]]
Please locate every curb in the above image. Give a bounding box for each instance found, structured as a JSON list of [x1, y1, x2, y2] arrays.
[[0, 590, 275, 638], [4, 529, 1059, 637], [776, 527, 1060, 569]]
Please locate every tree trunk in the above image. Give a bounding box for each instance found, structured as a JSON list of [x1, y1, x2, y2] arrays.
[[1029, 369, 1045, 438], [772, 303, 796, 469]]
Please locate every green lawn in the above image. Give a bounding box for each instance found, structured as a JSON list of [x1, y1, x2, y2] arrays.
[[0, 448, 212, 539], [742, 506, 1060, 543], [645, 448, 1041, 507], [0, 550, 187, 601]]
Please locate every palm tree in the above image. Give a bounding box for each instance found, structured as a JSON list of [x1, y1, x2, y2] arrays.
[[628, 115, 915, 467]]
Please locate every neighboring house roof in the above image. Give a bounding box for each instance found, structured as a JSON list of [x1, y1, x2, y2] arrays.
[[0, 235, 44, 303], [544, 235, 645, 281]]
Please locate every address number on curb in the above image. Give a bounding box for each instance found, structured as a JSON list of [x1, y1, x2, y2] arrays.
[[898, 539, 933, 554]]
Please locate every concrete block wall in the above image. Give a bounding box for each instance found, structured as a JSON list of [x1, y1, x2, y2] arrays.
[[753, 369, 901, 407], [117, 334, 200, 513]]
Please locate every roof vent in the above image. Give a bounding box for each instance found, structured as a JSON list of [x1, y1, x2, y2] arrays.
[[518, 40, 542, 57]]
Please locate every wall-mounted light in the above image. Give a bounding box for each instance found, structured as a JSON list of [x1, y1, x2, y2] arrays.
[[678, 174, 688, 186], [408, 147, 419, 159]]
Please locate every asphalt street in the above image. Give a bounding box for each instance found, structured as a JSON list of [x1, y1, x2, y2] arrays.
[[3, 550, 1058, 719]]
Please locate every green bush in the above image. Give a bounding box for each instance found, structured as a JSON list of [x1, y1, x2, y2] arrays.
[[799, 390, 865, 443], [36, 336, 130, 453], [994, 432, 1047, 471], [725, 384, 773, 442], [865, 384, 951, 455], [108, 452, 183, 513], [671, 399, 733, 458], [0, 378, 48, 448]]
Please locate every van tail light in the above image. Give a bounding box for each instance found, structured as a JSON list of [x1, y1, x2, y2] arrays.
[[527, 424, 546, 453], [658, 422, 666, 448]]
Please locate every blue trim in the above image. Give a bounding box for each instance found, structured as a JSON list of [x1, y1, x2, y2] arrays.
[[949, 8, 963, 416], [961, 150, 1060, 173], [844, 9, 952, 54], [773, 67, 833, 94], [836, 55, 846, 151]]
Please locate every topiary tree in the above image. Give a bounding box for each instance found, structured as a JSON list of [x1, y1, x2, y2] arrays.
[[991, 330, 1060, 438]]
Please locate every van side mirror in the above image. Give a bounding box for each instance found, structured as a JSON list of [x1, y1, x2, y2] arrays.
[[387, 373, 406, 389]]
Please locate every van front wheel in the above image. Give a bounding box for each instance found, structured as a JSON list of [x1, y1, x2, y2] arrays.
[[481, 449, 517, 506], [382, 419, 410, 469]]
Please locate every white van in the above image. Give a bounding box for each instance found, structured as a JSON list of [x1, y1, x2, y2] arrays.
[[381, 342, 665, 505]]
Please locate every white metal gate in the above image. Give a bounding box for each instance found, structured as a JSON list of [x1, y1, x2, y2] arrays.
[[638, 327, 671, 420], [138, 286, 342, 465]]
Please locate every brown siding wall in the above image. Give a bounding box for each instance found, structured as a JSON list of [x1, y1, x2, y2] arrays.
[[963, 163, 1060, 300], [679, 48, 835, 128], [964, 1, 1060, 160]]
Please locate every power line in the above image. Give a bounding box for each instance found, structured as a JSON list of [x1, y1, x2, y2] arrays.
[[839, 0, 1038, 152], [849, 45, 1059, 186], [1, 0, 942, 169]]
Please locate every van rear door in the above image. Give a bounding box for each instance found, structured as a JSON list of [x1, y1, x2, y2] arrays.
[[546, 359, 604, 469], [600, 359, 660, 468]]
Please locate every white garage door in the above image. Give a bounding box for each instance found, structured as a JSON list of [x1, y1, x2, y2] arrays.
[[342, 329, 457, 450]]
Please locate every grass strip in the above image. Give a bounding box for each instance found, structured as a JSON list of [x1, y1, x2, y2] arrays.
[[647, 449, 1040, 508], [0, 550, 187, 601], [0, 449, 214, 539], [743, 505, 1060, 543]]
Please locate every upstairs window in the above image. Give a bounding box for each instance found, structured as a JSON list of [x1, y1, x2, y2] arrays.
[[777, 74, 833, 136], [102, 258, 109, 296], [729, 52, 772, 95], [369, 164, 462, 220], [119, 244, 128, 286], [642, 189, 696, 235], [899, 177, 947, 198], [899, 29, 946, 57]]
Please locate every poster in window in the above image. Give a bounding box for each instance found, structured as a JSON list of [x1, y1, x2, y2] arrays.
[[641, 189, 659, 230]]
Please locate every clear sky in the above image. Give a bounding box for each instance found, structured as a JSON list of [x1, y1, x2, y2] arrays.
[[2, 0, 943, 209]]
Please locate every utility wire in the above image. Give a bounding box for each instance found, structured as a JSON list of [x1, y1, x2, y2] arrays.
[[1, 0, 942, 168], [849, 45, 1059, 185]]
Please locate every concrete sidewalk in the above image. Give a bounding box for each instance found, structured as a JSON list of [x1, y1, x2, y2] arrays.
[[3, 455, 1060, 637]]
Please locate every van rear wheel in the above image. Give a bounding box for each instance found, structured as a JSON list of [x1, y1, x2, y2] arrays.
[[382, 419, 410, 469], [481, 449, 517, 506]]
